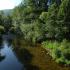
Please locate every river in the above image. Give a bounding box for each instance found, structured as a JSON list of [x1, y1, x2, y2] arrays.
[[0, 34, 70, 70]]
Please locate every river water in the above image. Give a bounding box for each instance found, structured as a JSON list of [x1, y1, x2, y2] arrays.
[[0, 40, 23, 70], [0, 35, 70, 70]]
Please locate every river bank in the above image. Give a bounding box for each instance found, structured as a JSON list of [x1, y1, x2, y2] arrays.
[[12, 39, 70, 70]]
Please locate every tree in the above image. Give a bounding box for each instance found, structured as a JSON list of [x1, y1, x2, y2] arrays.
[[24, 0, 48, 11], [57, 0, 70, 39], [45, 3, 59, 39]]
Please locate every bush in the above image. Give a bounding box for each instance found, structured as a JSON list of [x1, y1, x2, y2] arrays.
[[42, 39, 70, 65]]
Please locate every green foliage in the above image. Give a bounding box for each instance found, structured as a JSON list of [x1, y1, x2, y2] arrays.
[[0, 25, 4, 34], [45, 3, 59, 39], [39, 12, 47, 23], [42, 0, 70, 40], [57, 0, 70, 39], [19, 19, 45, 44], [11, 0, 70, 42], [24, 0, 48, 11], [9, 0, 70, 66], [42, 39, 70, 65], [0, 0, 69, 66], [12, 0, 49, 43], [3, 16, 13, 32], [58, 0, 70, 19]]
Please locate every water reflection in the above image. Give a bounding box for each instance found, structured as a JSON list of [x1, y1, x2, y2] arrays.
[[0, 34, 70, 70], [0, 55, 5, 62], [0, 38, 23, 70], [0, 38, 5, 62], [13, 39, 70, 70], [14, 48, 40, 70], [0, 35, 40, 70]]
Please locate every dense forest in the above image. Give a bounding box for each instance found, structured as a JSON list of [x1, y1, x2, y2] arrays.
[[0, 0, 70, 66]]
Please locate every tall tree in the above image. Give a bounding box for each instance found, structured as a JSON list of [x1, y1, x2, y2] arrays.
[[57, 0, 70, 39]]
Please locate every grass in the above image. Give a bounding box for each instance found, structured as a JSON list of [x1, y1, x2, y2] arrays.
[[42, 39, 70, 65]]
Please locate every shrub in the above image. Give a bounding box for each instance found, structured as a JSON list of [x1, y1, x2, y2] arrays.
[[42, 39, 70, 65]]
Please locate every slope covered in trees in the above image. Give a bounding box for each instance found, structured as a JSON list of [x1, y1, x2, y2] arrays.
[[12, 0, 66, 42], [11, 0, 70, 65], [0, 0, 70, 65]]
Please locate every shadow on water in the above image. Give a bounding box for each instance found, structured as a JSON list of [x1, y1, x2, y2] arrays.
[[14, 47, 40, 70], [0, 37, 3, 48], [0, 55, 5, 62], [12, 38, 70, 70], [0, 38, 6, 62], [1, 34, 70, 70], [7, 39, 13, 47]]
